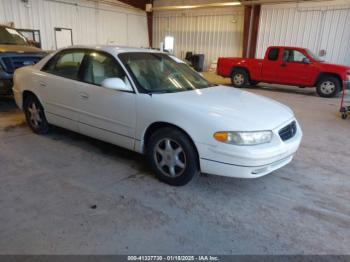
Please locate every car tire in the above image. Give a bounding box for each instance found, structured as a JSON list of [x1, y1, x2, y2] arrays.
[[24, 94, 49, 134], [316, 76, 341, 98], [146, 127, 199, 186], [231, 69, 250, 88]]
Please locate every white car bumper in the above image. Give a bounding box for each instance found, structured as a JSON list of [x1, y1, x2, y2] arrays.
[[197, 119, 302, 178]]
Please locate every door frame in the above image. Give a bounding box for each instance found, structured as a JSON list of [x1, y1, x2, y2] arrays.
[[54, 27, 73, 49]]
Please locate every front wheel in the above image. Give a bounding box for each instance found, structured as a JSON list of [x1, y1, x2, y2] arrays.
[[316, 76, 341, 98], [24, 95, 49, 134], [146, 128, 199, 186]]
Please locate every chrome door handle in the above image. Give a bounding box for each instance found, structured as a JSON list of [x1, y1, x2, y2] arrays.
[[79, 92, 89, 99]]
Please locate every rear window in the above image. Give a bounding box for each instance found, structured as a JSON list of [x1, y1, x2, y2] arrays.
[[268, 48, 279, 61], [43, 50, 85, 80]]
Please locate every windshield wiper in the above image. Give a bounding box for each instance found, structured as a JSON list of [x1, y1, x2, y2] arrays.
[[151, 90, 176, 94]]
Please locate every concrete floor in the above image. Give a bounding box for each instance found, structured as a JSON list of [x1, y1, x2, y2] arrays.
[[0, 73, 349, 254]]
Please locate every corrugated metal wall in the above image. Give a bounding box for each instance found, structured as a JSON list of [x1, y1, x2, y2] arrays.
[[153, 7, 244, 70], [256, 2, 350, 66], [0, 0, 149, 50]]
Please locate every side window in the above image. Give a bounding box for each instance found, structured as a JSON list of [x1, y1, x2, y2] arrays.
[[283, 49, 307, 63], [83, 52, 126, 86], [43, 50, 85, 80], [268, 48, 279, 61]]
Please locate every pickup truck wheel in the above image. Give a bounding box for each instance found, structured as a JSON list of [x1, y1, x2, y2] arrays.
[[24, 95, 49, 134], [147, 127, 199, 186], [231, 69, 249, 88], [316, 77, 341, 98]]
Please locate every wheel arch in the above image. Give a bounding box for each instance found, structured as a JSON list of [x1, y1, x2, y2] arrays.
[[231, 66, 250, 76], [142, 122, 200, 167], [314, 72, 342, 87], [22, 90, 43, 108], [231, 66, 253, 82]]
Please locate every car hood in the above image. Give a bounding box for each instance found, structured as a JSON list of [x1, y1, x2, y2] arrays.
[[319, 62, 350, 71], [153, 86, 294, 131], [0, 44, 43, 54]]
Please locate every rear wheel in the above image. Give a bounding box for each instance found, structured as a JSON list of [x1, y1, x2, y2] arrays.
[[231, 69, 249, 88], [146, 127, 199, 186], [24, 95, 49, 134], [316, 76, 341, 98]]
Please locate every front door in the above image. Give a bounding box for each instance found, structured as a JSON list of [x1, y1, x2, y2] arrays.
[[278, 48, 318, 86], [75, 51, 137, 150]]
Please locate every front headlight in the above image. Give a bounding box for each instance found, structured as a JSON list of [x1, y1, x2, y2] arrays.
[[214, 131, 273, 145]]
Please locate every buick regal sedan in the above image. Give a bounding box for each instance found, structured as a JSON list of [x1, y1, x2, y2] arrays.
[[13, 46, 302, 186]]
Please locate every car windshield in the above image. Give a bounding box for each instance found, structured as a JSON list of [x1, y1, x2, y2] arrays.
[[118, 52, 214, 94], [306, 49, 323, 62], [0, 27, 29, 45]]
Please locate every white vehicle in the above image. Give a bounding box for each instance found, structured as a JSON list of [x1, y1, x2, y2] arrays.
[[13, 46, 302, 186]]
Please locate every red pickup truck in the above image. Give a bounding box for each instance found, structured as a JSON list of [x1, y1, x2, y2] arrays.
[[217, 46, 350, 98]]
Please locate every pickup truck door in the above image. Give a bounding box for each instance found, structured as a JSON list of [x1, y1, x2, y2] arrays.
[[278, 49, 318, 86], [261, 47, 281, 82]]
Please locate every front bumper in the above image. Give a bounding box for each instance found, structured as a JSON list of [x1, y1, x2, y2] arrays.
[[344, 80, 350, 90], [198, 119, 302, 178]]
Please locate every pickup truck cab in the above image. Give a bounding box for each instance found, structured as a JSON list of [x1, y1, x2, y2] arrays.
[[217, 46, 350, 98], [0, 25, 46, 95]]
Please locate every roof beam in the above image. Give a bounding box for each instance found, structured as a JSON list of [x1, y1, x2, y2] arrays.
[[117, 0, 149, 10]]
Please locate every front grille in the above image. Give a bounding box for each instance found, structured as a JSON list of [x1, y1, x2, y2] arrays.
[[279, 121, 297, 141], [0, 55, 42, 73]]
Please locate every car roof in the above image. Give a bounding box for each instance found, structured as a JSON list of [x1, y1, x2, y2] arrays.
[[269, 46, 307, 50], [61, 45, 162, 54]]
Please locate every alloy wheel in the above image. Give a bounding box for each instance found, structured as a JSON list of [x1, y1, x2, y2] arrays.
[[28, 102, 42, 128], [154, 138, 187, 177]]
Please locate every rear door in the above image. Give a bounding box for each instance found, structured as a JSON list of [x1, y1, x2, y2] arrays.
[[40, 49, 87, 131], [278, 48, 318, 86], [261, 47, 282, 82], [75, 50, 137, 150]]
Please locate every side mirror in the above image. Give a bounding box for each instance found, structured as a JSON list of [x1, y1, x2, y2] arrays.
[[302, 58, 311, 64], [101, 78, 132, 92]]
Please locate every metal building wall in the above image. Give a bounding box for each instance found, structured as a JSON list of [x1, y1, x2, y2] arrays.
[[0, 0, 149, 50], [256, 2, 350, 66], [153, 7, 244, 70]]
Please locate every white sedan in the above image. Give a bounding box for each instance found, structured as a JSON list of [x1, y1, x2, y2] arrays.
[[13, 46, 302, 186]]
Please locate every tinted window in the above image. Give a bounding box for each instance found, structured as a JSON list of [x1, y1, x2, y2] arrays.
[[43, 50, 85, 80], [82, 52, 126, 86], [283, 49, 307, 63], [268, 48, 279, 61]]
